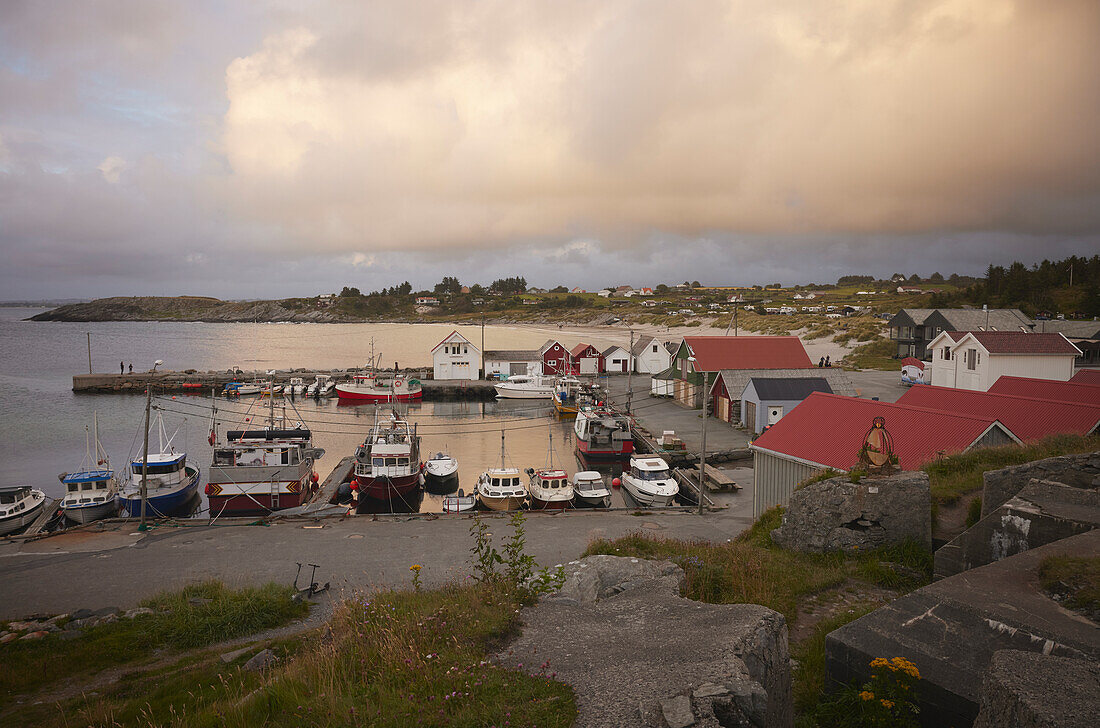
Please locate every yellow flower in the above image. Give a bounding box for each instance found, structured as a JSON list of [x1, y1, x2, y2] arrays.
[[880, 699, 894, 709], [410, 564, 422, 572], [859, 691, 874, 701], [870, 658, 889, 668]]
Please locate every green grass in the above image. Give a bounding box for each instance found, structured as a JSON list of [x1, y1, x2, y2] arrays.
[[6, 582, 575, 728], [793, 605, 877, 717], [1039, 555, 1100, 617], [922, 433, 1100, 506], [842, 337, 896, 370], [0, 581, 307, 708]]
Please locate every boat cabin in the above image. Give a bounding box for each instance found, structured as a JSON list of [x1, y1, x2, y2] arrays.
[[129, 453, 187, 485], [62, 470, 115, 503], [630, 458, 672, 481], [0, 486, 36, 516], [533, 468, 569, 489], [482, 469, 525, 497]]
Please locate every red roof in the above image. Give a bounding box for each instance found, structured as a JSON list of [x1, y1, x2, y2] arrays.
[[988, 376, 1100, 406], [900, 357, 925, 370], [1071, 369, 1100, 386], [897, 386, 1100, 442], [750, 392, 1015, 471], [957, 331, 1080, 355], [684, 336, 813, 372], [430, 329, 470, 353], [570, 343, 598, 357]]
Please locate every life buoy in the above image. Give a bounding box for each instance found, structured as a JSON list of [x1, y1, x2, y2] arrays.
[[311, 472, 319, 483], [208, 430, 216, 446]]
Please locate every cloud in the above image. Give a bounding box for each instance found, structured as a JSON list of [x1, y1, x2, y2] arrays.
[[97, 156, 126, 183]]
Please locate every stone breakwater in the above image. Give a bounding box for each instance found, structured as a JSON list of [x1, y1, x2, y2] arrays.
[[72, 370, 499, 401]]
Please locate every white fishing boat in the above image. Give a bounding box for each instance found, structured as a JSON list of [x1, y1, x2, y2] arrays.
[[424, 452, 459, 494], [0, 486, 47, 536], [475, 431, 527, 511], [307, 374, 335, 397], [494, 374, 555, 399], [526, 467, 572, 510], [225, 382, 261, 396], [60, 413, 120, 524], [620, 456, 678, 508], [441, 488, 477, 513], [572, 471, 611, 508]]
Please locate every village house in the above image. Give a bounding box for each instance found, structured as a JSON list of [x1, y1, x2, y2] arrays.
[[738, 377, 833, 434], [667, 336, 815, 408], [316, 293, 335, 307], [638, 287, 654, 296], [749, 393, 1019, 517], [887, 307, 1033, 360], [483, 349, 541, 378], [708, 367, 856, 426], [431, 330, 480, 381], [415, 296, 440, 306], [570, 287, 586, 294], [569, 343, 604, 374], [632, 336, 674, 375], [540, 340, 570, 375], [1032, 319, 1100, 368], [641, 299, 658, 308], [601, 345, 632, 373], [927, 331, 1079, 391], [597, 289, 613, 298]]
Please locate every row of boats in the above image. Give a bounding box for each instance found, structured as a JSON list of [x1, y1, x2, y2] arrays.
[[224, 372, 423, 402]]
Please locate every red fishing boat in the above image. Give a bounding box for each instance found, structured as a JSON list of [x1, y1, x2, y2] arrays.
[[336, 372, 422, 402]]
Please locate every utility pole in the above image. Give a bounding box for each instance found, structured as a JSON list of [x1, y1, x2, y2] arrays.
[[698, 371, 709, 515], [86, 332, 92, 374], [627, 328, 634, 414], [481, 312, 486, 379], [139, 383, 151, 531]]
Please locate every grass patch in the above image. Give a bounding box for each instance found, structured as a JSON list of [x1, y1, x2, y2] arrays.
[[841, 337, 895, 370], [922, 433, 1100, 506], [15, 582, 576, 728], [1039, 555, 1100, 619], [0, 581, 307, 708], [793, 605, 877, 717]]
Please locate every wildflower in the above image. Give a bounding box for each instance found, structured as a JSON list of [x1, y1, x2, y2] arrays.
[[859, 691, 874, 701], [880, 699, 894, 709], [411, 564, 422, 572], [870, 658, 889, 668]]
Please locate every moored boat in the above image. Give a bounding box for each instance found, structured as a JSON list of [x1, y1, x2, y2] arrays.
[[620, 456, 678, 508], [552, 377, 583, 415], [476, 468, 527, 511], [424, 452, 459, 494], [441, 488, 477, 513], [351, 411, 424, 511], [60, 413, 120, 524], [225, 382, 261, 396], [494, 374, 555, 399], [337, 372, 422, 402], [526, 467, 573, 510], [287, 377, 307, 396], [0, 486, 47, 535], [574, 407, 634, 461], [571, 471, 611, 508], [307, 374, 335, 397], [119, 412, 200, 518]]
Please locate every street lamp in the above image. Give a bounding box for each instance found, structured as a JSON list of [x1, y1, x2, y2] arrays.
[[151, 359, 163, 373], [687, 356, 708, 515]]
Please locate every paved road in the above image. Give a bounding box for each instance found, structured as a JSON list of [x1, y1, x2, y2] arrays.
[[0, 499, 755, 619]]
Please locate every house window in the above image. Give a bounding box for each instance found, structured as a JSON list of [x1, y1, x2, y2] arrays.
[[942, 346, 951, 360], [652, 344, 658, 353], [966, 349, 978, 371]]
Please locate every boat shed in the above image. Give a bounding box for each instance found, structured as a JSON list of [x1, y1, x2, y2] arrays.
[[602, 345, 632, 373], [740, 377, 833, 433], [708, 367, 856, 426], [896, 386, 1100, 441], [540, 340, 570, 376], [671, 336, 815, 409], [749, 392, 1019, 517], [484, 349, 541, 379], [570, 343, 604, 374], [431, 330, 480, 381], [632, 336, 674, 374]]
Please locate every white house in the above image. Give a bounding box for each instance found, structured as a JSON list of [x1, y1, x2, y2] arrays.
[[597, 289, 613, 298], [928, 331, 1081, 391], [415, 296, 440, 306], [483, 349, 541, 378], [432, 330, 480, 381], [632, 336, 674, 374], [602, 345, 633, 373]]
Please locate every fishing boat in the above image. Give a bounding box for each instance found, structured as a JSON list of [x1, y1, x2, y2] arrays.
[[337, 372, 422, 402], [206, 385, 322, 516], [351, 410, 424, 511], [620, 456, 678, 508], [258, 380, 283, 397], [224, 382, 261, 396], [119, 412, 200, 518], [475, 431, 528, 511], [441, 488, 477, 513], [424, 452, 459, 494], [287, 377, 307, 396], [572, 471, 612, 508], [0, 486, 47, 536], [552, 377, 583, 416], [526, 467, 572, 510], [574, 407, 634, 461], [307, 374, 335, 397], [494, 374, 555, 399], [60, 414, 120, 524]]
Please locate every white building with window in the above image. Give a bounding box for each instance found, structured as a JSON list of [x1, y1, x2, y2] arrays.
[[632, 336, 674, 374], [928, 331, 1080, 391], [431, 330, 480, 381]]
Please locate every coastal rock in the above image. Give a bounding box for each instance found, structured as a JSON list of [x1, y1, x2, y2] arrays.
[[661, 695, 695, 727], [501, 555, 791, 728], [771, 471, 931, 553], [220, 646, 253, 664], [6, 621, 39, 632], [19, 631, 49, 641], [124, 607, 155, 619], [244, 649, 277, 672], [71, 608, 94, 620], [0, 633, 18, 644], [93, 606, 120, 617]]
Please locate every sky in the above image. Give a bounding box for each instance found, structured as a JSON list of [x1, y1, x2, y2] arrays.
[[1, 0, 1098, 300]]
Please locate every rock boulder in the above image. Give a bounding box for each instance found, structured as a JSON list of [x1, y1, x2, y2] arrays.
[[974, 650, 1100, 728]]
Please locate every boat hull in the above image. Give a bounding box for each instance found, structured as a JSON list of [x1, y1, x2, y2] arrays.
[[0, 500, 46, 535], [575, 439, 635, 461], [424, 470, 459, 494], [621, 480, 677, 509], [529, 495, 570, 511], [336, 385, 422, 402], [207, 490, 313, 517], [573, 493, 612, 509], [62, 499, 119, 524], [493, 385, 554, 399], [354, 472, 423, 509], [442, 490, 477, 513], [119, 467, 201, 518], [479, 494, 526, 511]]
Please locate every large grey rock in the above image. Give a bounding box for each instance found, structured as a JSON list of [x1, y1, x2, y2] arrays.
[[935, 479, 1099, 580], [827, 530, 1100, 728], [243, 648, 276, 672], [982, 452, 1100, 518], [771, 471, 931, 553], [974, 650, 1100, 728], [501, 556, 791, 728]]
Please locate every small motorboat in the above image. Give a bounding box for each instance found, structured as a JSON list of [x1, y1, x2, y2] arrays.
[[225, 382, 261, 396], [287, 377, 307, 396], [441, 488, 477, 513], [526, 467, 573, 510], [307, 374, 335, 397], [337, 372, 422, 402], [620, 456, 678, 508], [572, 471, 611, 508], [0, 486, 47, 536], [476, 468, 527, 511], [60, 413, 120, 524], [494, 374, 555, 399], [424, 452, 459, 494]]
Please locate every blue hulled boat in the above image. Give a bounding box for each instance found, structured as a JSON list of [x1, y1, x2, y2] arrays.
[[119, 413, 200, 518]]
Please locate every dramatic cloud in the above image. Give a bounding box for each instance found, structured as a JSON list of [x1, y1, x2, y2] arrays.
[[1, 0, 1098, 298]]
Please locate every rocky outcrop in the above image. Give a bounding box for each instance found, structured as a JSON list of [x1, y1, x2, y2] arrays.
[[771, 471, 931, 553], [30, 296, 363, 323], [973, 650, 1100, 728], [982, 452, 1100, 518], [502, 555, 792, 727]]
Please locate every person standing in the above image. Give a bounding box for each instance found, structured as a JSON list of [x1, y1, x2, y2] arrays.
[[128, 362, 133, 373], [120, 361, 124, 374]]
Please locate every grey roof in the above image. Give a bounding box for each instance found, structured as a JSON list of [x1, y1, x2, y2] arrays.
[[715, 368, 856, 399], [484, 349, 541, 361], [602, 345, 630, 358], [928, 308, 1033, 332], [631, 335, 655, 356], [664, 341, 680, 355], [747, 377, 833, 401], [1032, 320, 1100, 339], [887, 308, 937, 327]]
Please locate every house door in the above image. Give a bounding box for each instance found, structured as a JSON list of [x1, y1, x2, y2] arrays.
[[767, 406, 783, 425], [509, 362, 527, 376], [437, 362, 450, 380], [745, 401, 756, 429], [580, 358, 598, 374], [717, 396, 730, 422]]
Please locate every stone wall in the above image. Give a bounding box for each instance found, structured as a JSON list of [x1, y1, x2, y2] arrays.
[[771, 471, 931, 553], [973, 650, 1099, 728], [982, 451, 1100, 518]]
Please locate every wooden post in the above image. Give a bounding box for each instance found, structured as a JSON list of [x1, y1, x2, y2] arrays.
[[140, 384, 151, 530]]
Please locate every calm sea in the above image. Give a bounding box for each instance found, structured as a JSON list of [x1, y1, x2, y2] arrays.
[[0, 309, 631, 512]]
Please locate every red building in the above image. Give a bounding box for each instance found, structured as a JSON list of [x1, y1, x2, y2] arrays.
[[540, 340, 570, 375], [569, 343, 605, 374]]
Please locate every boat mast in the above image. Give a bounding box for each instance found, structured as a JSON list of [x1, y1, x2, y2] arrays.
[[140, 383, 151, 530], [500, 428, 506, 469], [268, 370, 275, 429]]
